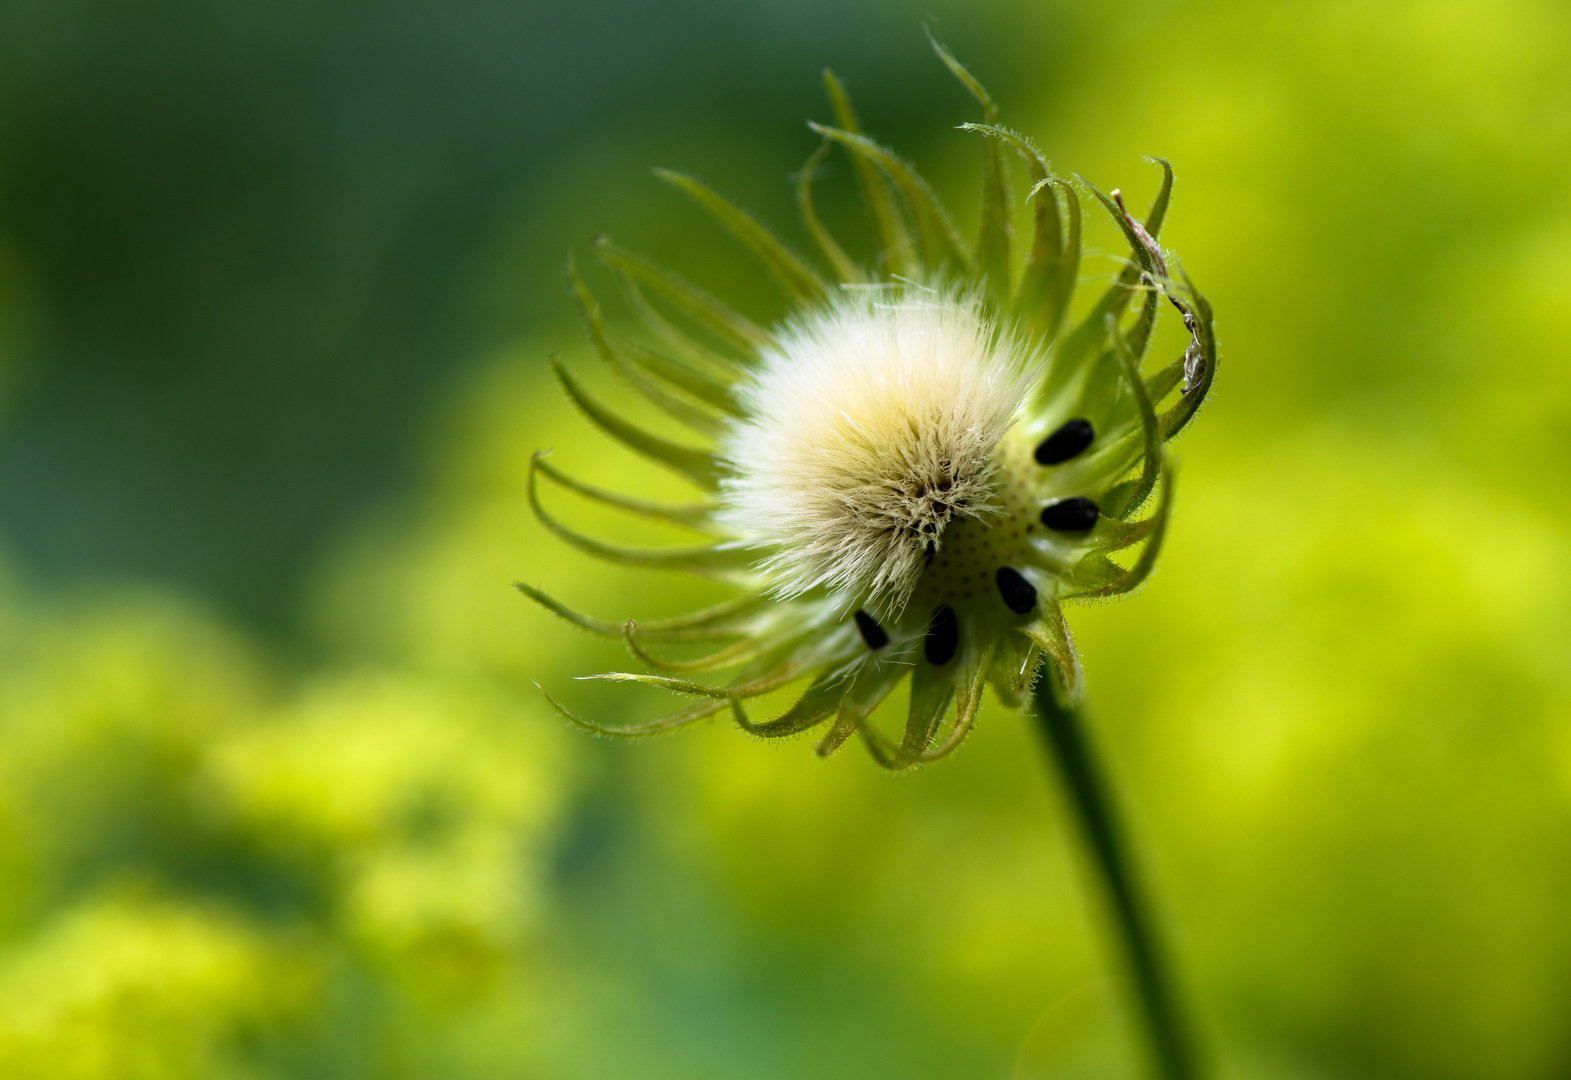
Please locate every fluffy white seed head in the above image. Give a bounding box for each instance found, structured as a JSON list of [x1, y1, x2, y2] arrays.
[[717, 288, 1040, 615]]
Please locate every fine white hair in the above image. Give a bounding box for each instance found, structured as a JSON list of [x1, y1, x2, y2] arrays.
[[716, 286, 1040, 615]]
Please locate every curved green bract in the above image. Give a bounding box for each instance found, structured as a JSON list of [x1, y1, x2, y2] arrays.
[[930, 32, 1011, 297], [1105, 312, 1166, 517], [1072, 460, 1175, 600], [594, 239, 773, 354], [527, 454, 751, 582], [808, 123, 971, 275], [1050, 160, 1176, 386], [569, 259, 726, 437], [549, 359, 719, 488], [823, 70, 911, 277], [532, 454, 714, 532], [536, 682, 727, 738], [656, 169, 828, 303], [797, 138, 865, 285]]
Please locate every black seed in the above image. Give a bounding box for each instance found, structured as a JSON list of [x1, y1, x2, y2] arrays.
[[995, 567, 1038, 614], [1035, 418, 1096, 465], [854, 609, 889, 650], [925, 606, 959, 666], [1040, 497, 1100, 532]]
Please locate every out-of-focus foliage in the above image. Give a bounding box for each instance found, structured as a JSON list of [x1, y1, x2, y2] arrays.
[[0, 584, 568, 1076], [0, 0, 1568, 1078]]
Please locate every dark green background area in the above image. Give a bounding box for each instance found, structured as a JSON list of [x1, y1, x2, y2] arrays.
[[0, 2, 1569, 1078], [0, 0, 1061, 633]]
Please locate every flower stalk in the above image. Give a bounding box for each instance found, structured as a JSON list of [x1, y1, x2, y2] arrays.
[[1033, 670, 1200, 1080]]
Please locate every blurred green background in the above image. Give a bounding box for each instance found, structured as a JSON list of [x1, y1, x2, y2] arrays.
[[0, 0, 1568, 1077]]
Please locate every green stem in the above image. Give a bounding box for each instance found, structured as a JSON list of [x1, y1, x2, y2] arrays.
[[1031, 678, 1200, 1080]]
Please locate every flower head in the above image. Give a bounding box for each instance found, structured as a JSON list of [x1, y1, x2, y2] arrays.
[[523, 43, 1217, 769]]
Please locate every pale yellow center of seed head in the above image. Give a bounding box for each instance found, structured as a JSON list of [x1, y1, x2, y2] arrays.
[[717, 288, 1041, 616]]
